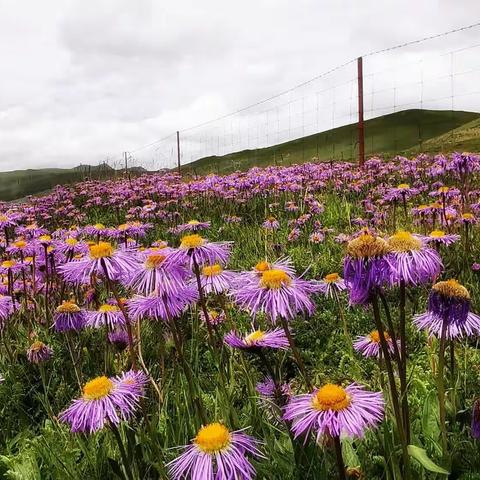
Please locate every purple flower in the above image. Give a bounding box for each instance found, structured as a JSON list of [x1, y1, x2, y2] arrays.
[[472, 399, 480, 439], [387, 231, 442, 286], [0, 294, 14, 327], [424, 230, 460, 246], [353, 330, 397, 358], [413, 280, 480, 338], [26, 341, 53, 364], [233, 267, 316, 323], [317, 273, 346, 298], [343, 231, 391, 305], [200, 264, 237, 295], [224, 328, 289, 350], [176, 220, 211, 233], [168, 234, 232, 270], [108, 330, 130, 351], [54, 301, 86, 332], [86, 304, 126, 329], [284, 383, 384, 441], [167, 423, 262, 480], [263, 217, 280, 230], [59, 242, 138, 283], [59, 370, 147, 433]]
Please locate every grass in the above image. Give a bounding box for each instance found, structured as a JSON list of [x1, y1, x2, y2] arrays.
[[182, 109, 479, 175]]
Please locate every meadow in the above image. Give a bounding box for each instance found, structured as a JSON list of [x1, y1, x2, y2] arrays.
[[0, 153, 480, 479]]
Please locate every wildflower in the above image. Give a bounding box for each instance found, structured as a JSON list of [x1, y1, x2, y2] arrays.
[[176, 220, 211, 233], [343, 230, 391, 305], [317, 273, 346, 298], [233, 267, 316, 322], [263, 216, 280, 230], [26, 341, 53, 364], [472, 399, 480, 439], [167, 423, 262, 480], [54, 301, 86, 332], [59, 241, 138, 283], [86, 304, 126, 329], [387, 231, 442, 286], [0, 295, 14, 326], [309, 231, 325, 244], [108, 330, 130, 351], [199, 309, 225, 326], [59, 370, 147, 433], [168, 234, 232, 269], [413, 280, 480, 338], [461, 213, 476, 225], [284, 383, 384, 441], [353, 331, 397, 358], [200, 263, 237, 295], [224, 328, 289, 350], [424, 230, 460, 246]]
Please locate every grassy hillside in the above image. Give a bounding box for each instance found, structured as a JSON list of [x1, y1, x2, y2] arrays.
[[1, 109, 479, 201], [0, 164, 147, 202], [182, 109, 480, 175]]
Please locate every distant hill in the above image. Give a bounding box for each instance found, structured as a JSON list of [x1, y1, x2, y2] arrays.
[[181, 109, 480, 175], [1, 109, 479, 201], [0, 163, 144, 202]]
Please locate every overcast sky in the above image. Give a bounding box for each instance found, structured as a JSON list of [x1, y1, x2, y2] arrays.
[[0, 0, 479, 171]]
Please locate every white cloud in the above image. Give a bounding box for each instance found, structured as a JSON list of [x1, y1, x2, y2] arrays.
[[0, 0, 479, 171]]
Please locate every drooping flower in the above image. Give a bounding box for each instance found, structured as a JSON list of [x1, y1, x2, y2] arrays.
[[26, 341, 53, 364], [233, 267, 317, 322], [284, 383, 384, 441], [0, 294, 14, 327], [108, 330, 130, 351], [413, 279, 480, 338], [54, 301, 86, 332], [353, 330, 397, 358], [59, 370, 147, 433], [263, 216, 280, 230], [167, 423, 262, 480], [343, 230, 391, 305], [224, 328, 289, 350], [387, 231, 442, 286]]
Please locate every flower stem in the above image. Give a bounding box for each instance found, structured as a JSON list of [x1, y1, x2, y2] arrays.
[[437, 319, 449, 463], [399, 281, 411, 444], [110, 424, 135, 480], [333, 435, 346, 480]]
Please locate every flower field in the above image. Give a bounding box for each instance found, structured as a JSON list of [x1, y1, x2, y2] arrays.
[[1, 153, 480, 479]]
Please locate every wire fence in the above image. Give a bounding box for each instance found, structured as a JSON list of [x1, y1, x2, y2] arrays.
[[104, 22, 480, 174]]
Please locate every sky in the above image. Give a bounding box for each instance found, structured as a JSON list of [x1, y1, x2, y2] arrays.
[[0, 0, 479, 171]]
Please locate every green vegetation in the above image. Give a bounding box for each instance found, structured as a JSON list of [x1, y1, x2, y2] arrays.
[[183, 109, 479, 175]]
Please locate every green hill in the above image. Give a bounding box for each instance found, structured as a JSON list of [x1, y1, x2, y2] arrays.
[[182, 109, 480, 175], [1, 109, 479, 201]]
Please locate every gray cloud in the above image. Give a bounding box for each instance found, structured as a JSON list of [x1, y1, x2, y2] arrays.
[[0, 0, 479, 171]]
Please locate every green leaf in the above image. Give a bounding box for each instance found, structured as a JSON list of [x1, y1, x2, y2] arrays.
[[407, 445, 449, 475]]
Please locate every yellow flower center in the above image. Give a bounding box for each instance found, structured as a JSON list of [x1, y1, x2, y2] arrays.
[[438, 186, 449, 194], [89, 242, 114, 259], [187, 220, 200, 225], [429, 230, 445, 238], [118, 223, 128, 231], [24, 256, 33, 263], [397, 183, 410, 189], [194, 423, 231, 453], [82, 376, 114, 401], [388, 231, 422, 252], [99, 304, 119, 313], [65, 237, 78, 246], [13, 240, 27, 249], [56, 301, 81, 313], [1, 260, 16, 269], [255, 261, 271, 272], [39, 235, 51, 242], [30, 340, 45, 352], [417, 204, 428, 211], [0, 215, 7, 222], [462, 213, 475, 220], [432, 279, 470, 300], [267, 216, 277, 222], [244, 330, 266, 345], [26, 224, 37, 230], [180, 234, 205, 249], [94, 223, 105, 230], [369, 330, 390, 343], [260, 269, 292, 289], [312, 384, 351, 411], [209, 310, 219, 320], [145, 253, 166, 269], [347, 232, 390, 259], [324, 273, 340, 283], [202, 264, 223, 276]]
